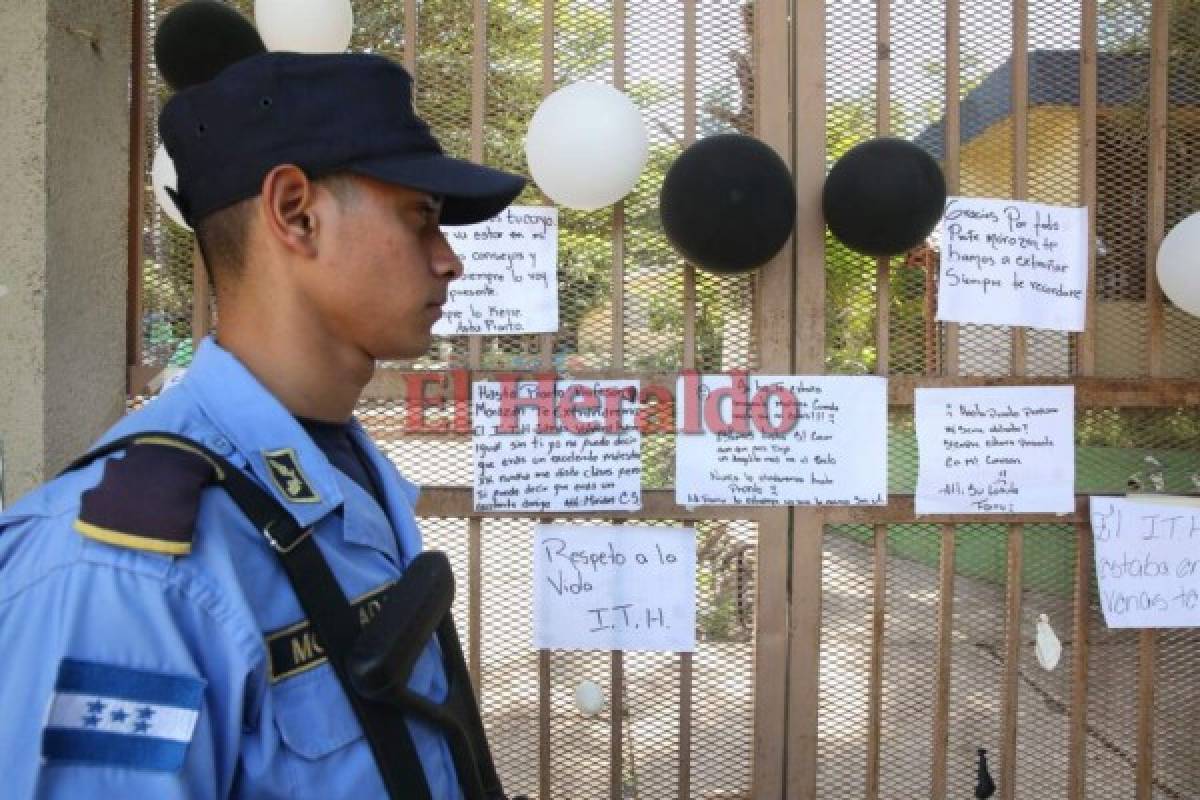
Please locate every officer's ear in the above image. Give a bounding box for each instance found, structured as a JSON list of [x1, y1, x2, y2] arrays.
[[259, 164, 319, 258]]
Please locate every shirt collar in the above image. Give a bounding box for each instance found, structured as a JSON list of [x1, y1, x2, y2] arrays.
[[178, 336, 344, 530]]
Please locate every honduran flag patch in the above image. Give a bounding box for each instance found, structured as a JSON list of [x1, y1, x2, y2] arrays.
[[42, 659, 205, 771]]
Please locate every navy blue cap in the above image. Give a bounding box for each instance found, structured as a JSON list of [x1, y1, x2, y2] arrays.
[[159, 51, 525, 226]]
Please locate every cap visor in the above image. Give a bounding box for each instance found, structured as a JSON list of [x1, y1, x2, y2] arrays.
[[345, 153, 526, 225]]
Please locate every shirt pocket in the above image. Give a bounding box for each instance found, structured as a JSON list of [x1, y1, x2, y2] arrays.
[[271, 665, 365, 770]]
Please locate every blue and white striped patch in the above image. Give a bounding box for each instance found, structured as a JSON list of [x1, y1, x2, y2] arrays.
[[42, 659, 205, 771]]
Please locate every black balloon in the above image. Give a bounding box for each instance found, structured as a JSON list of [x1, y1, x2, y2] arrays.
[[660, 134, 797, 274], [154, 0, 266, 92], [822, 137, 946, 257]]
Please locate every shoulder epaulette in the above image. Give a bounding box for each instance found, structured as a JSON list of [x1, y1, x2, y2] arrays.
[[73, 437, 223, 556]]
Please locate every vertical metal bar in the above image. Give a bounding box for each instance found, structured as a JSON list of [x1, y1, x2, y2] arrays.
[[610, 650, 625, 800], [538, 649, 552, 800], [678, 518, 693, 800], [866, 525, 887, 798], [682, 0, 697, 367], [754, 0, 794, 795], [679, 9, 697, 792], [403, 0, 418, 77], [1145, 0, 1169, 377], [611, 0, 626, 371], [931, 524, 955, 798], [466, 0, 486, 705], [539, 0, 556, 370], [1011, 0, 1028, 377], [468, 0, 486, 369], [1077, 0, 1098, 377], [788, 0, 827, 794], [1000, 524, 1024, 800], [611, 3, 627, 787], [874, 0, 890, 378], [468, 517, 482, 693], [678, 648, 692, 799], [191, 249, 210, 346], [1068, 521, 1091, 799], [126, 0, 146, 381], [943, 0, 960, 377], [1136, 630, 1157, 799]]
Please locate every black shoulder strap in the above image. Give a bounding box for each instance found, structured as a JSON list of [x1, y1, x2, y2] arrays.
[[63, 432, 433, 800]]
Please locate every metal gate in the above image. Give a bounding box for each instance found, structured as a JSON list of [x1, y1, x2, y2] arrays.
[[128, 1, 1200, 797]]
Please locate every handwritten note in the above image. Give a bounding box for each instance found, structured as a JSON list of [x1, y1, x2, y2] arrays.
[[533, 524, 696, 651], [915, 386, 1075, 514], [435, 205, 559, 335], [674, 375, 887, 506], [1091, 496, 1200, 628], [472, 380, 641, 512], [936, 197, 1088, 331]]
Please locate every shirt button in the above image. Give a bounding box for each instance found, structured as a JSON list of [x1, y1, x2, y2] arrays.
[[207, 434, 233, 456]]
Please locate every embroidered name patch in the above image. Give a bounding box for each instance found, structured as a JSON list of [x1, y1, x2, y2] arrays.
[[265, 582, 394, 682], [42, 659, 205, 772], [263, 448, 320, 503]]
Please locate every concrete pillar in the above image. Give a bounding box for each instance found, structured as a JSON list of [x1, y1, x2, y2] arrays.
[[0, 0, 130, 506]]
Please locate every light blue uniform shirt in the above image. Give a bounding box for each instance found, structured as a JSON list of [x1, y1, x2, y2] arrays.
[[0, 337, 463, 799]]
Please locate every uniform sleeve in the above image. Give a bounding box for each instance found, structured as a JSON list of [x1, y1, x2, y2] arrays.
[[0, 515, 263, 800]]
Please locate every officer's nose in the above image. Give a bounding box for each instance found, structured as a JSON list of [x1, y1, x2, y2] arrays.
[[431, 230, 464, 280]]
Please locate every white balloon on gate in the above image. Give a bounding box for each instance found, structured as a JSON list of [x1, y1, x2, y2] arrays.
[[255, 0, 354, 53], [152, 144, 190, 231], [524, 81, 648, 210], [1157, 211, 1200, 317]]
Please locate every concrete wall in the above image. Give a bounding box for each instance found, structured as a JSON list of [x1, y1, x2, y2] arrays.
[[0, 0, 129, 506]]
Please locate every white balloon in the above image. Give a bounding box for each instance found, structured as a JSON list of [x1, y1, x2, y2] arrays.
[[524, 82, 648, 210], [151, 145, 190, 231], [574, 680, 605, 716], [1157, 211, 1200, 317], [1035, 613, 1061, 671], [255, 0, 354, 54]]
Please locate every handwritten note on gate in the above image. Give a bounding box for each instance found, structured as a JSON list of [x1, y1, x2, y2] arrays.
[[915, 386, 1075, 514], [1091, 496, 1200, 628], [472, 380, 641, 512], [674, 375, 887, 506], [936, 197, 1088, 331], [533, 524, 695, 651], [435, 205, 559, 335]]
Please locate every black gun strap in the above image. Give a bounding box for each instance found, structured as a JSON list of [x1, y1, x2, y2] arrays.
[[62, 432, 433, 800], [436, 615, 504, 799]]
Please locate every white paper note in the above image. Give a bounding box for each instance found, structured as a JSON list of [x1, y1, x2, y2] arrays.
[[533, 524, 696, 652], [936, 197, 1088, 331], [674, 375, 887, 506], [435, 205, 559, 335], [472, 380, 641, 512], [1091, 496, 1200, 628], [915, 386, 1075, 514]]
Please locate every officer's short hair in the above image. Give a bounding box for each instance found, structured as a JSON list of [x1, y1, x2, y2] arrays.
[[196, 172, 360, 285]]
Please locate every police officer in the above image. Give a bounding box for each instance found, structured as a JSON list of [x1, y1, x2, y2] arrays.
[[0, 4, 524, 797]]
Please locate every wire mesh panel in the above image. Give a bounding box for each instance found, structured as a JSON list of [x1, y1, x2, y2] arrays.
[[1153, 628, 1200, 798], [1024, 0, 1082, 377], [954, 0, 1015, 378], [943, 524, 1008, 798], [890, 0, 946, 377], [1085, 585, 1141, 798], [480, 517, 542, 797], [878, 524, 941, 796], [1012, 523, 1076, 797], [1093, 2, 1153, 378], [825, 0, 880, 376], [817, 525, 875, 797], [138, 0, 202, 369]]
